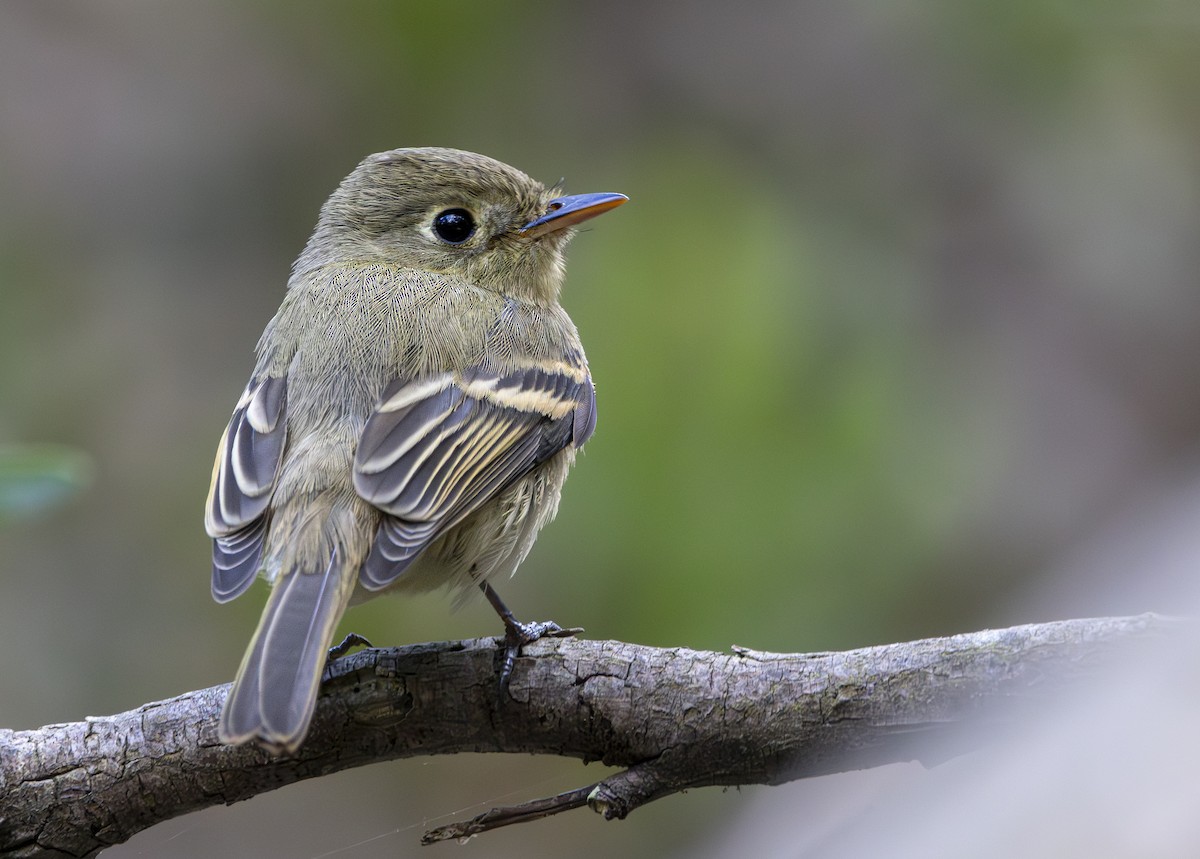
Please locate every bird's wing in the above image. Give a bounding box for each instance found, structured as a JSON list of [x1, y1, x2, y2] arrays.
[[353, 360, 595, 589], [204, 374, 288, 602]]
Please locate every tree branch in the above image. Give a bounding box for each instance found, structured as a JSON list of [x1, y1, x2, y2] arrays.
[[0, 614, 1171, 857]]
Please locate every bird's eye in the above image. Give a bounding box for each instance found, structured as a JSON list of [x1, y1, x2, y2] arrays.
[[431, 209, 476, 245]]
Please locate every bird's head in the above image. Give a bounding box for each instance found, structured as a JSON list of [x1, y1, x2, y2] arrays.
[[295, 147, 626, 304]]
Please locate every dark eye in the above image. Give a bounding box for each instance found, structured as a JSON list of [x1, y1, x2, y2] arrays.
[[432, 208, 475, 245]]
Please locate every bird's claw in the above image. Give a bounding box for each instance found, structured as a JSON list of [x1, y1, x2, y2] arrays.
[[497, 620, 583, 691], [327, 632, 372, 662]]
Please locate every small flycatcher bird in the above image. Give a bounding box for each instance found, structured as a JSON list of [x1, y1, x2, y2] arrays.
[[205, 147, 625, 753]]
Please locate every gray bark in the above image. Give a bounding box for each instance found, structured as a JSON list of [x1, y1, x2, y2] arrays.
[[0, 614, 1170, 857]]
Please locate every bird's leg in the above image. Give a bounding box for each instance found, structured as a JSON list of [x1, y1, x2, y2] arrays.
[[327, 632, 373, 662], [479, 582, 580, 690]]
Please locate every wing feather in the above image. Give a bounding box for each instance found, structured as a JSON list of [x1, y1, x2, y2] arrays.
[[205, 374, 288, 602], [353, 361, 594, 590]]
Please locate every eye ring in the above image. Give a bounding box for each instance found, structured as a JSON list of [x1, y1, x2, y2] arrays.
[[431, 208, 476, 245]]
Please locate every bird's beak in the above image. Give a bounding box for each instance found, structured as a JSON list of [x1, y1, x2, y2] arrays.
[[519, 192, 628, 239]]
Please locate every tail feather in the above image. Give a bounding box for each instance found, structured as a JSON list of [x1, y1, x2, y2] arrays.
[[219, 548, 354, 753]]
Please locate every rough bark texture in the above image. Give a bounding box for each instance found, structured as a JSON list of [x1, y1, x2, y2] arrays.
[[0, 614, 1169, 857]]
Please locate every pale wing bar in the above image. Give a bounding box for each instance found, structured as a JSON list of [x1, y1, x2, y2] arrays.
[[205, 374, 288, 603], [353, 363, 595, 590]]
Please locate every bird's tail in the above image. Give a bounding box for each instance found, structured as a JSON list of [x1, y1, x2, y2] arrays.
[[218, 546, 356, 754]]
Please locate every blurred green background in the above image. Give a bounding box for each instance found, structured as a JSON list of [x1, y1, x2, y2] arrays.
[[2, 2, 1199, 857]]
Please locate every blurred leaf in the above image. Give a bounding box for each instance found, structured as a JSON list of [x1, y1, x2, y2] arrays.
[[0, 444, 93, 524]]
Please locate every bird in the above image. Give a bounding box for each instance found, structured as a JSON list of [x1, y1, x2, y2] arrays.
[[204, 147, 626, 754]]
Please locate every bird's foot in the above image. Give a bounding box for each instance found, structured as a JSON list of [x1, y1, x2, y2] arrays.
[[479, 581, 581, 691], [327, 632, 373, 662], [498, 619, 584, 690]]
